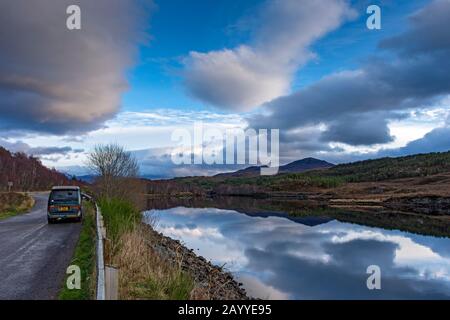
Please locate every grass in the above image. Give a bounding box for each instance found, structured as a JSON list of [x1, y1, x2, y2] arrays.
[[99, 198, 194, 299], [269, 174, 346, 189], [131, 272, 194, 300], [98, 198, 140, 256], [0, 192, 35, 221], [59, 202, 96, 300]]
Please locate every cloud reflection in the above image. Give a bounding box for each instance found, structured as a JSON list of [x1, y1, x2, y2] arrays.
[[144, 207, 450, 299]]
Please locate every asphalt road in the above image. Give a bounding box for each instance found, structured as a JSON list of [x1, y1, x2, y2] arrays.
[[0, 193, 81, 300]]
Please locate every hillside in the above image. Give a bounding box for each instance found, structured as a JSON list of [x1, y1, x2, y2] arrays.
[[279, 158, 334, 173], [320, 152, 450, 182], [147, 151, 450, 197], [215, 157, 334, 178], [0, 147, 72, 191]]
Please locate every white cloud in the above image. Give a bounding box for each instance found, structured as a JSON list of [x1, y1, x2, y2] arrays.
[[235, 275, 290, 300], [10, 109, 248, 175], [183, 0, 355, 111], [249, 0, 450, 152], [330, 228, 450, 282]]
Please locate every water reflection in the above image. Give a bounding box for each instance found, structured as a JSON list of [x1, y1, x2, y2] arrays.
[[143, 207, 450, 299]]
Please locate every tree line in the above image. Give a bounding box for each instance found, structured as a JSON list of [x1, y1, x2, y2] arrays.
[[0, 147, 71, 191]]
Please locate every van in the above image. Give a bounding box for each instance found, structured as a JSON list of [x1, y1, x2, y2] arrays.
[[47, 186, 82, 224]]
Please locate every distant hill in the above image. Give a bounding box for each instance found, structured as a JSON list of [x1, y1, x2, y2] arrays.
[[73, 174, 97, 184], [215, 157, 334, 177], [278, 158, 334, 173], [0, 147, 74, 191]]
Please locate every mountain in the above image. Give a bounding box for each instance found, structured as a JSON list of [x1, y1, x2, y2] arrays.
[[278, 158, 334, 173], [214, 157, 334, 177], [0, 146, 74, 191], [73, 174, 97, 184]]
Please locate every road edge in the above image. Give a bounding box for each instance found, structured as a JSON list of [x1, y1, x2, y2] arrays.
[[95, 203, 106, 300]]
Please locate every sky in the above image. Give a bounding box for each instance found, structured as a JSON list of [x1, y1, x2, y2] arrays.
[[0, 0, 449, 178]]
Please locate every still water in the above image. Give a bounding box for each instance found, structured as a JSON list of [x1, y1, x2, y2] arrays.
[[143, 207, 450, 299]]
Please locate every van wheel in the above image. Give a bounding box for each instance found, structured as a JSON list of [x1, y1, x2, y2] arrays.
[[48, 218, 55, 224]]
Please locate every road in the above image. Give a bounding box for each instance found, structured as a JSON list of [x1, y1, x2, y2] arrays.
[[0, 193, 81, 300]]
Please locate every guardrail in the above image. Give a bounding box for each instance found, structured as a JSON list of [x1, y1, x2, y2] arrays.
[[95, 203, 106, 300]]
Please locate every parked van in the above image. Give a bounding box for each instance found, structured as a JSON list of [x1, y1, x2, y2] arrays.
[[47, 186, 82, 223]]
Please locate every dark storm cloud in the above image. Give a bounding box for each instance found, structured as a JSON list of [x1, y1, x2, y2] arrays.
[[249, 0, 450, 147], [0, 0, 152, 136], [321, 113, 395, 145], [29, 146, 84, 156], [379, 0, 450, 56], [330, 116, 450, 160]]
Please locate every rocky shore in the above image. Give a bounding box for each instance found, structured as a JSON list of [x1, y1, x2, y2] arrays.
[[142, 224, 250, 300], [383, 196, 450, 215]]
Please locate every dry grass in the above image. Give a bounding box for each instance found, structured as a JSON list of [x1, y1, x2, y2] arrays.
[[0, 192, 35, 220], [109, 225, 193, 300], [99, 198, 194, 300], [100, 197, 246, 300]]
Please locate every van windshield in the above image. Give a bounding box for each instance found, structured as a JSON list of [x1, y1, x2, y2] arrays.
[[49, 190, 79, 204]]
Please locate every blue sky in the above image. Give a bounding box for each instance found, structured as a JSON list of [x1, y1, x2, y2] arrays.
[[123, 0, 262, 111], [0, 0, 449, 178], [123, 0, 428, 111]]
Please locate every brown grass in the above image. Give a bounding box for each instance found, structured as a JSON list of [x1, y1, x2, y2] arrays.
[[105, 223, 194, 300], [0, 192, 35, 220], [324, 172, 450, 201]]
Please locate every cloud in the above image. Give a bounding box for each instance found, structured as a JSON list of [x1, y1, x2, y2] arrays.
[[249, 0, 450, 147], [321, 113, 395, 146], [379, 0, 450, 56], [30, 146, 83, 156], [183, 0, 355, 111], [294, 118, 450, 165], [0, 138, 83, 156], [0, 0, 152, 135], [133, 147, 250, 179], [235, 275, 290, 300], [379, 123, 450, 157]]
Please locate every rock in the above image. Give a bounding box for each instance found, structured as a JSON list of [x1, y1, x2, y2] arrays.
[[384, 196, 450, 215], [143, 224, 250, 300]]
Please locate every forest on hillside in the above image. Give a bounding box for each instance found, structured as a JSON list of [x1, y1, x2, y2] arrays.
[[146, 151, 450, 196], [0, 147, 70, 191]]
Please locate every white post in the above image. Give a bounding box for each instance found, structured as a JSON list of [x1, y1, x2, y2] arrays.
[[96, 204, 106, 300], [105, 266, 119, 300]]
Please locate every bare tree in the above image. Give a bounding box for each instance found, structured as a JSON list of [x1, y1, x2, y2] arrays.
[[87, 144, 141, 200]]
